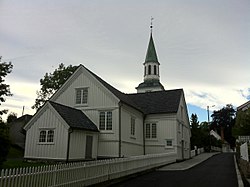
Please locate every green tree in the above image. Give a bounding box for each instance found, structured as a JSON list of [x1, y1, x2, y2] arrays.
[[0, 57, 13, 115], [32, 63, 78, 109], [7, 112, 17, 123], [211, 104, 236, 148], [0, 57, 13, 167], [190, 114, 210, 149], [190, 114, 200, 149], [233, 108, 250, 135], [0, 120, 10, 168]]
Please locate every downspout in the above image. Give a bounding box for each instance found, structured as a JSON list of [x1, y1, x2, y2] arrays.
[[143, 115, 146, 155], [118, 102, 122, 157], [66, 128, 73, 163]]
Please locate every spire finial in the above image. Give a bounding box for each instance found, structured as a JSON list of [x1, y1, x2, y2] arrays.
[[150, 17, 154, 33]]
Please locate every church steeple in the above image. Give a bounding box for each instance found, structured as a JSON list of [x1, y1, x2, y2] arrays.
[[136, 19, 164, 93], [145, 33, 159, 63]]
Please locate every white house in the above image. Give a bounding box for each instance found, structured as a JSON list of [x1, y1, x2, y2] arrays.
[[24, 30, 191, 161]]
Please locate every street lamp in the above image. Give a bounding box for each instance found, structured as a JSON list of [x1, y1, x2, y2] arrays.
[[207, 105, 215, 152]]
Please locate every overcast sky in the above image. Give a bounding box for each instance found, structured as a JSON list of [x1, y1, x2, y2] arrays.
[[1, 0, 250, 122]]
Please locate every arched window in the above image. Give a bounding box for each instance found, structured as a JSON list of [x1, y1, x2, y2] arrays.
[[148, 65, 151, 75], [47, 130, 54, 142], [39, 129, 55, 143], [154, 65, 157, 75], [144, 66, 147, 76]]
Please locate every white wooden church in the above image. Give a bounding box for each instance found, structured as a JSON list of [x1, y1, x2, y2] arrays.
[[24, 30, 191, 161]]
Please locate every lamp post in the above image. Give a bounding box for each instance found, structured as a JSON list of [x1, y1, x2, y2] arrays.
[[207, 105, 215, 152]]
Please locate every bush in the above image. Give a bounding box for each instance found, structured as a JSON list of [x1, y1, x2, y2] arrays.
[[0, 120, 10, 168]]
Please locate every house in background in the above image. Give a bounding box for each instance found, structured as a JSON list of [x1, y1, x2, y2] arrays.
[[9, 114, 32, 149], [24, 30, 191, 161], [236, 100, 250, 144], [237, 100, 250, 112]]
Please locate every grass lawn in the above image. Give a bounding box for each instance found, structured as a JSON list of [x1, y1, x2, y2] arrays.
[[1, 145, 47, 170], [1, 159, 47, 169]]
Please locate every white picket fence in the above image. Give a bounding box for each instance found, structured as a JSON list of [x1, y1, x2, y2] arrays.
[[240, 142, 249, 161], [0, 152, 177, 187]]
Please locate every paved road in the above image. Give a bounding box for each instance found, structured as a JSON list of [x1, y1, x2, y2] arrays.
[[109, 153, 238, 187]]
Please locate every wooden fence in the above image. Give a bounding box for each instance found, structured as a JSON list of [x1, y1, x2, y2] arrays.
[[0, 152, 177, 187]]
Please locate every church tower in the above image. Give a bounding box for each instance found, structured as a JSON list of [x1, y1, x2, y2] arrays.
[[136, 21, 164, 93]]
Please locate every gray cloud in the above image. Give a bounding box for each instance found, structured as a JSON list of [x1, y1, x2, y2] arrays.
[[1, 0, 250, 120]]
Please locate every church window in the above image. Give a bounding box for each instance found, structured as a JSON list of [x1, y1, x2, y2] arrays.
[[148, 65, 151, 75], [131, 117, 135, 136], [39, 131, 46, 142], [75, 88, 88, 105], [145, 123, 157, 139], [99, 111, 112, 131], [144, 66, 147, 76], [165, 139, 173, 147], [47, 130, 54, 142], [154, 65, 157, 75], [39, 129, 55, 144], [152, 123, 157, 138]]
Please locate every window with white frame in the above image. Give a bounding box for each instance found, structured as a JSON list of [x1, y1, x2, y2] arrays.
[[99, 111, 112, 131], [47, 130, 54, 142], [131, 117, 135, 136], [165, 139, 173, 147], [145, 123, 157, 139], [39, 130, 46, 142], [75, 88, 88, 105], [39, 129, 55, 143]]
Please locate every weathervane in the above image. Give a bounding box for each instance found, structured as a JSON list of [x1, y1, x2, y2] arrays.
[[150, 17, 154, 33]]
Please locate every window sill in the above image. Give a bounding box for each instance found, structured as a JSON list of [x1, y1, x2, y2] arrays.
[[130, 136, 136, 140], [100, 130, 114, 134], [75, 104, 88, 107], [145, 139, 158, 142], [165, 146, 174, 149], [37, 142, 55, 145]]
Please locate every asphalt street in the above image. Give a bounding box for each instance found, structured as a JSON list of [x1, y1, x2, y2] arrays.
[[109, 153, 238, 187]]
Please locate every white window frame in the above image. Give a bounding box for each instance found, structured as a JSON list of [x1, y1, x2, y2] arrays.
[[145, 123, 157, 139], [38, 129, 55, 144], [165, 139, 173, 148], [75, 87, 88, 105], [99, 111, 112, 131]]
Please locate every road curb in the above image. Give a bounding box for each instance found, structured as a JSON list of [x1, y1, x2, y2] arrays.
[[234, 155, 244, 187]]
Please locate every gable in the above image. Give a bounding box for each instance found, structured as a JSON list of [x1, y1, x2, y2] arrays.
[[23, 102, 70, 131], [50, 65, 120, 108]]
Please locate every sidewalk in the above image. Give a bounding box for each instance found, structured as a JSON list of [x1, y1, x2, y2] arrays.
[[158, 152, 219, 171]]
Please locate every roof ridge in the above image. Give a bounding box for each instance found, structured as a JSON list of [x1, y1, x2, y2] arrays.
[[126, 88, 183, 96], [49, 101, 79, 111]]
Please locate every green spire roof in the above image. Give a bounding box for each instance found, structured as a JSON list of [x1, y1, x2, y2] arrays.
[[145, 33, 158, 63]]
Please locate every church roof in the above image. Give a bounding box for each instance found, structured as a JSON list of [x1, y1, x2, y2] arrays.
[[49, 101, 99, 132], [127, 89, 183, 114], [85, 65, 181, 114], [145, 33, 159, 63]]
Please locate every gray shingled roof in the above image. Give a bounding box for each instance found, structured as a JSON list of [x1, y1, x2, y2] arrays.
[[127, 89, 183, 114], [136, 79, 165, 91], [84, 65, 182, 114], [49, 101, 99, 132]]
